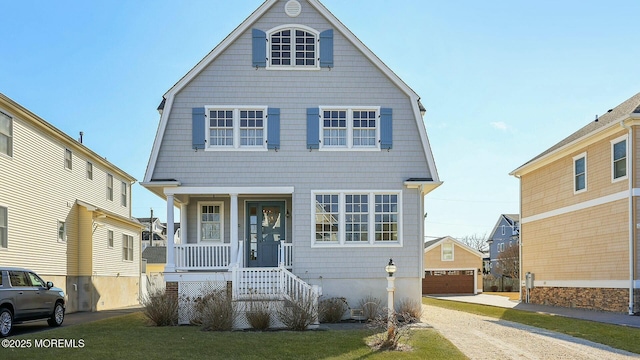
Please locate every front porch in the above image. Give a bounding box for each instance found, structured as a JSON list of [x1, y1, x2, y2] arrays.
[[173, 241, 293, 271]]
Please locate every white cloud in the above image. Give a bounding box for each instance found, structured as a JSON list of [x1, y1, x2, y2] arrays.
[[490, 121, 509, 131]]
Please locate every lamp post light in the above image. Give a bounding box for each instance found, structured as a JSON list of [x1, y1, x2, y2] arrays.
[[385, 258, 397, 330]]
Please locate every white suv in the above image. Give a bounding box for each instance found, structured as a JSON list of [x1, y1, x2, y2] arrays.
[[0, 267, 65, 337]]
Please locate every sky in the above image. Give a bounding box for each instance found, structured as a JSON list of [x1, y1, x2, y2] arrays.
[[2, 0, 640, 240]]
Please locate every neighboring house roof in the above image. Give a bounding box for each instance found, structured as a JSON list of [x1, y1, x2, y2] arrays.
[[142, 246, 167, 264], [424, 236, 484, 258], [488, 214, 520, 240], [0, 92, 136, 183], [142, 232, 165, 241], [143, 0, 441, 188], [511, 91, 640, 176]]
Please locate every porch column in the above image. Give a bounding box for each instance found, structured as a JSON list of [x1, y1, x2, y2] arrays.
[[230, 193, 239, 266], [180, 203, 187, 244], [165, 194, 175, 272]]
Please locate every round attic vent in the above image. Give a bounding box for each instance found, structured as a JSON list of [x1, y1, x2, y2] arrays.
[[285, 0, 302, 17]]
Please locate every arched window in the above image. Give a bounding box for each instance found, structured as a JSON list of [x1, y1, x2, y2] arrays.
[[269, 26, 318, 67]]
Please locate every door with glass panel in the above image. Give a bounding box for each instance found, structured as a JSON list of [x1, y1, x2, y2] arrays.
[[246, 202, 285, 267]]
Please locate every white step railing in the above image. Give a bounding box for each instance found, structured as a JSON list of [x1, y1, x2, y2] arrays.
[[278, 241, 293, 268], [175, 244, 231, 270], [231, 266, 320, 305]]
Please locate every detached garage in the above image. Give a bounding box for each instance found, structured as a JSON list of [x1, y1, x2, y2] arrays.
[[423, 236, 483, 295]]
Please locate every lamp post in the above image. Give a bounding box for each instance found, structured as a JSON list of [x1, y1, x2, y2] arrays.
[[385, 258, 397, 329]]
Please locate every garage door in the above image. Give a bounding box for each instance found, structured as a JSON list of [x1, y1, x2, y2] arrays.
[[422, 270, 474, 294]]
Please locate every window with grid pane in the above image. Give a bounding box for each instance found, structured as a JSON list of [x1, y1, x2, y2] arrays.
[[375, 194, 398, 242], [240, 110, 264, 146], [270, 28, 316, 67], [209, 110, 234, 146], [315, 194, 339, 242], [345, 194, 368, 242], [323, 110, 347, 146], [201, 204, 222, 241], [0, 111, 12, 157], [574, 155, 585, 192], [352, 110, 376, 147]]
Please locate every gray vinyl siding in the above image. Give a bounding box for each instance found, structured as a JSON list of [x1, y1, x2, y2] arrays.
[[152, 0, 430, 280]]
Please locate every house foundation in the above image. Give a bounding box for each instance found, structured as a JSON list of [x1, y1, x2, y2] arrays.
[[524, 286, 629, 313]]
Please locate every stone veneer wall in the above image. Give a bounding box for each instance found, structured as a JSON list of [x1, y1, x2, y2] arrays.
[[520, 287, 629, 313]]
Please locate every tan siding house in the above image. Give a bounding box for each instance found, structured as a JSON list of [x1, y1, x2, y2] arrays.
[[423, 236, 483, 294], [511, 92, 640, 314], [0, 93, 144, 313]]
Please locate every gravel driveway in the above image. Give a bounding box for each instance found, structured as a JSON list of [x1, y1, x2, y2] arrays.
[[422, 304, 640, 359]]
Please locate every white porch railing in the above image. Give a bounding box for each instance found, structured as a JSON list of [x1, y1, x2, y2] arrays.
[[278, 241, 293, 269], [174, 244, 231, 270], [174, 241, 292, 271], [231, 266, 319, 306]]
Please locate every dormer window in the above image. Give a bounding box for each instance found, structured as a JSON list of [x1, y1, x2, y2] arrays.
[[270, 27, 317, 68]]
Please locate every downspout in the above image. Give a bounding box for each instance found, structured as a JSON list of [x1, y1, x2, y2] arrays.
[[514, 174, 524, 302], [621, 119, 635, 315]]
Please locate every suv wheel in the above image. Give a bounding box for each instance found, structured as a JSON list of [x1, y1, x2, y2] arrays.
[[0, 308, 12, 337], [47, 302, 64, 327]]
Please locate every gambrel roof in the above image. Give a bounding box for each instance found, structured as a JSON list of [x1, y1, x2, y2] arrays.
[[143, 0, 440, 185]]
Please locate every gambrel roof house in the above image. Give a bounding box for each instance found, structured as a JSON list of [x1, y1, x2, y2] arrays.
[[511, 91, 640, 314], [0, 92, 144, 313], [141, 0, 441, 326]]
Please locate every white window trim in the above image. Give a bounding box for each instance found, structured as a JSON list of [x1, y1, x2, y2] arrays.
[[122, 233, 135, 262], [311, 190, 402, 248], [87, 161, 93, 180], [197, 201, 225, 243], [0, 203, 7, 250], [121, 181, 128, 207], [441, 242, 454, 261], [107, 174, 114, 201], [266, 24, 321, 71], [611, 135, 628, 183], [64, 148, 73, 170], [0, 110, 13, 159], [107, 229, 114, 249], [57, 220, 67, 243], [573, 152, 587, 194], [318, 106, 381, 151], [204, 106, 268, 151]]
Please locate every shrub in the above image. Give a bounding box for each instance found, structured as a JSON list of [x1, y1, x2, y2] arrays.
[[505, 285, 513, 292], [396, 297, 423, 323], [358, 295, 382, 321], [491, 285, 498, 292], [367, 309, 414, 351], [318, 297, 348, 323], [277, 294, 318, 331], [245, 297, 272, 331], [141, 287, 178, 326], [196, 289, 238, 331]]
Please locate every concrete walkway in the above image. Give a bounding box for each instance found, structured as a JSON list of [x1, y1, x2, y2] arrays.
[[428, 294, 640, 328]]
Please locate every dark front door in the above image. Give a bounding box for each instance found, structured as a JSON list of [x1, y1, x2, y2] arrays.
[[247, 202, 285, 267]]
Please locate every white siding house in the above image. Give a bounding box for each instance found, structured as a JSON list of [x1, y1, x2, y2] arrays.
[[0, 93, 143, 313], [142, 0, 441, 325]]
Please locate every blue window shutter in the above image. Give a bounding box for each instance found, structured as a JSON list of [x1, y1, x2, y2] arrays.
[[267, 108, 280, 149], [192, 107, 206, 150], [252, 29, 266, 68], [319, 29, 333, 68], [380, 108, 392, 150], [307, 108, 320, 149]]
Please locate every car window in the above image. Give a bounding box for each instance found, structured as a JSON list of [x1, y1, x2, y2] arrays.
[[8, 271, 29, 287], [27, 272, 46, 287], [0, 271, 3, 287]]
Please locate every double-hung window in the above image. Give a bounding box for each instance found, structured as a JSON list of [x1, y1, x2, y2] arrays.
[[206, 107, 267, 150], [108, 230, 114, 248], [320, 107, 379, 150], [313, 191, 401, 246], [0, 111, 12, 157], [573, 153, 586, 193], [269, 26, 317, 68], [199, 202, 224, 242], [107, 174, 114, 201], [612, 136, 627, 181], [121, 181, 127, 207], [441, 242, 454, 261], [87, 162, 93, 180], [57, 221, 66, 242], [0, 206, 7, 249], [64, 149, 73, 170], [123, 234, 133, 261]]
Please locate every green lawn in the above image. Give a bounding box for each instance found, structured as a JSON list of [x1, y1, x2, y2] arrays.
[[424, 297, 640, 354], [3, 312, 467, 360]]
